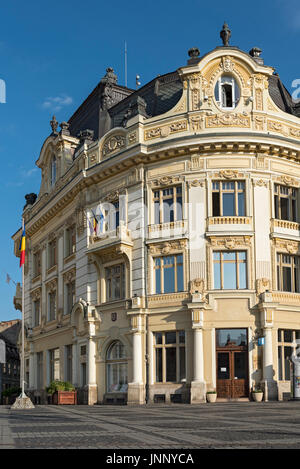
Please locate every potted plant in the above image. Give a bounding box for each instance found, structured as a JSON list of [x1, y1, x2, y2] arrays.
[[1, 386, 21, 405], [252, 386, 263, 402], [206, 390, 217, 403], [46, 380, 77, 405]]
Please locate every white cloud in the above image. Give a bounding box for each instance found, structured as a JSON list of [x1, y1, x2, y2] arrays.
[[42, 94, 73, 112], [21, 168, 38, 178]]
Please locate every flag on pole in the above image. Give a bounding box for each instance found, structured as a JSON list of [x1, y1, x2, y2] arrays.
[[19, 223, 26, 267], [91, 209, 98, 235]]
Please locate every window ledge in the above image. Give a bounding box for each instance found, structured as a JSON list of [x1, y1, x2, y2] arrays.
[[64, 253, 76, 264], [148, 292, 189, 307]]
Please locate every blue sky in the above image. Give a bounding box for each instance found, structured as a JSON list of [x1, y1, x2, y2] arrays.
[[0, 0, 299, 322]]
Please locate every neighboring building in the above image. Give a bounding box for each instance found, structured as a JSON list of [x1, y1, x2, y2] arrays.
[[0, 320, 21, 403], [12, 25, 300, 405]]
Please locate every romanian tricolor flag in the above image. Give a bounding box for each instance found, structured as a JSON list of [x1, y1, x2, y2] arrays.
[[91, 210, 98, 235], [19, 224, 26, 267]]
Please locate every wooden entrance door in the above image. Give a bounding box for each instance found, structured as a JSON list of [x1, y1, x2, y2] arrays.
[[217, 349, 248, 398]]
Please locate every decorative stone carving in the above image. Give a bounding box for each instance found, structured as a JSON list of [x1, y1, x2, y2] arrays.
[[144, 120, 187, 140], [206, 113, 250, 128], [148, 239, 187, 255], [187, 179, 204, 187], [209, 236, 252, 249], [102, 134, 126, 158], [217, 170, 240, 179], [189, 278, 205, 294], [63, 268, 76, 284], [220, 22, 231, 46], [150, 175, 183, 188], [256, 278, 271, 296], [273, 238, 299, 255], [277, 175, 299, 187], [220, 56, 234, 72], [252, 179, 268, 187]]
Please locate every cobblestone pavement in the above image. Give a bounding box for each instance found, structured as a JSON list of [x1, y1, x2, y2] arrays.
[[1, 401, 300, 449]]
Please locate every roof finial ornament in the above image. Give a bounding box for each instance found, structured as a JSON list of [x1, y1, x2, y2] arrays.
[[50, 115, 58, 134], [220, 22, 231, 47]]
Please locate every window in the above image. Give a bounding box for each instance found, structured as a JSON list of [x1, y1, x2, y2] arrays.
[[33, 299, 40, 327], [65, 345, 72, 383], [37, 352, 43, 389], [106, 341, 128, 393], [48, 239, 57, 269], [65, 226, 76, 257], [33, 251, 41, 277], [213, 251, 247, 289], [274, 184, 297, 222], [105, 264, 125, 301], [154, 254, 184, 294], [214, 75, 240, 110], [48, 290, 56, 321], [49, 348, 60, 382], [153, 186, 182, 224], [212, 181, 245, 217], [50, 155, 56, 187], [109, 201, 120, 230], [66, 281, 75, 314], [278, 329, 300, 380], [154, 331, 185, 383], [277, 254, 300, 293]]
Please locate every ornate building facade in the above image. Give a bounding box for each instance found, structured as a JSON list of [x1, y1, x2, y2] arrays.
[[13, 26, 300, 404]]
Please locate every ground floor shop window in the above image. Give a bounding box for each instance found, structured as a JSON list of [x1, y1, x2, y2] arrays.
[[154, 331, 185, 383], [278, 329, 300, 380], [106, 341, 128, 393], [49, 348, 60, 382]]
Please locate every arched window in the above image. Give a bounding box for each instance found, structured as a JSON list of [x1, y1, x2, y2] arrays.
[[106, 341, 128, 393], [214, 75, 240, 110], [50, 155, 56, 187]]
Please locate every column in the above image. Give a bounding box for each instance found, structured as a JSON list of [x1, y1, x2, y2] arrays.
[[87, 322, 97, 405], [127, 314, 145, 405], [193, 327, 204, 383], [72, 342, 78, 386], [190, 309, 206, 403]]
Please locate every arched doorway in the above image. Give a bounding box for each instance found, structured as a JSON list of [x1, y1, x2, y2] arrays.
[[106, 341, 128, 400]]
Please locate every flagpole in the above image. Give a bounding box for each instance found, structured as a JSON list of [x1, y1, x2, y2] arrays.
[[21, 218, 25, 397], [11, 218, 34, 409]]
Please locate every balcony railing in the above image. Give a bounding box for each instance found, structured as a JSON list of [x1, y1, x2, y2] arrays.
[[148, 220, 188, 240]]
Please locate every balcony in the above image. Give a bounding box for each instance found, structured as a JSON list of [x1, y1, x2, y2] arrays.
[[271, 219, 300, 238], [207, 216, 252, 233], [148, 220, 188, 240], [88, 223, 133, 260]]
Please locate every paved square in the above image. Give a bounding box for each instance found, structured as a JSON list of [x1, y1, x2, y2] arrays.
[[1, 401, 300, 449]]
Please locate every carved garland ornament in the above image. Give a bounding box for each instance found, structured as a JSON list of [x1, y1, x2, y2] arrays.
[[144, 120, 187, 140], [148, 239, 187, 255], [206, 113, 250, 128], [209, 236, 252, 249]]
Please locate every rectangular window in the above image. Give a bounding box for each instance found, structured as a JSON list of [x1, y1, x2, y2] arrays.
[[65, 345, 72, 383], [105, 264, 125, 301], [33, 299, 40, 327], [213, 251, 247, 290], [212, 181, 245, 217], [154, 254, 184, 294], [154, 331, 185, 383], [37, 352, 43, 389], [66, 281, 75, 314], [48, 240, 57, 268], [277, 254, 300, 293], [48, 291, 56, 321], [277, 329, 299, 381], [153, 186, 183, 224], [49, 348, 60, 382], [33, 251, 41, 277], [65, 226, 76, 257], [274, 184, 297, 222]]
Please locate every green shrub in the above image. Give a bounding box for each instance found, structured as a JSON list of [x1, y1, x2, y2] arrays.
[[1, 386, 21, 397], [46, 380, 75, 394]]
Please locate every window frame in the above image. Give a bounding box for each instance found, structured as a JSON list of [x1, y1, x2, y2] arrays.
[[274, 184, 298, 222], [152, 185, 183, 225], [153, 331, 186, 384], [153, 253, 184, 294], [106, 341, 128, 393], [276, 253, 300, 293], [277, 329, 300, 381], [212, 180, 246, 217], [213, 250, 248, 290], [104, 263, 126, 302], [214, 75, 240, 111]]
